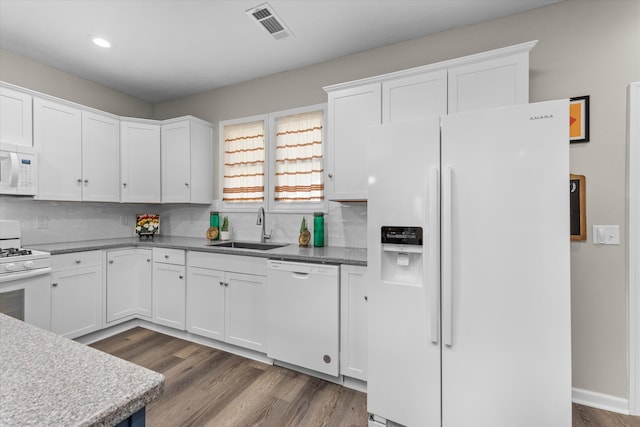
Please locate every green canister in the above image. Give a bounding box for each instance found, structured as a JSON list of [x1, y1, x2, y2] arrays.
[[210, 211, 220, 240], [313, 212, 324, 247]]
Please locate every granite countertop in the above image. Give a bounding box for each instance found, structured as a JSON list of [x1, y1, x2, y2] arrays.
[[27, 236, 367, 266], [0, 313, 164, 426]]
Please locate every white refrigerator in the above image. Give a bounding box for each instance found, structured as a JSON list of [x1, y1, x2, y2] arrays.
[[366, 100, 572, 427]]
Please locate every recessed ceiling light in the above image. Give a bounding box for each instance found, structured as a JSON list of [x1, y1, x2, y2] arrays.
[[92, 37, 111, 48]]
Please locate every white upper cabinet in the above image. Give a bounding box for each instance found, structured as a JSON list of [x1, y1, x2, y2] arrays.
[[161, 117, 213, 204], [3, 82, 213, 205], [34, 97, 82, 201], [447, 45, 531, 114], [34, 97, 120, 202], [324, 41, 536, 200], [0, 85, 33, 147], [120, 119, 161, 203], [81, 111, 120, 202], [326, 83, 381, 201], [382, 69, 448, 123]]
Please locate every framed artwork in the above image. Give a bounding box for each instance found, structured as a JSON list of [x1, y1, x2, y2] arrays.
[[570, 174, 586, 241], [136, 214, 160, 238], [570, 96, 590, 143]]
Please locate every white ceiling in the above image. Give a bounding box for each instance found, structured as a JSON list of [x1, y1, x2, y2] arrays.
[[0, 0, 561, 103]]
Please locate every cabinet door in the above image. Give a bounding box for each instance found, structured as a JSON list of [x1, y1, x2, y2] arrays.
[[51, 266, 102, 339], [33, 98, 82, 200], [0, 86, 32, 147], [340, 265, 367, 380], [135, 249, 153, 318], [447, 50, 529, 114], [189, 120, 213, 204], [225, 272, 266, 352], [161, 120, 191, 203], [153, 263, 186, 330], [382, 69, 447, 124], [326, 83, 381, 200], [186, 266, 225, 340], [81, 111, 120, 202], [106, 249, 152, 322], [120, 121, 160, 203]]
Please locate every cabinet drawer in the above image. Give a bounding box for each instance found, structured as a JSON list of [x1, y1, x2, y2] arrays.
[[52, 250, 102, 270], [188, 251, 266, 275], [153, 247, 185, 265]]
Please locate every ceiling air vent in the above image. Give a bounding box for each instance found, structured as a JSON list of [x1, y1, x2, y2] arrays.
[[247, 3, 293, 40]]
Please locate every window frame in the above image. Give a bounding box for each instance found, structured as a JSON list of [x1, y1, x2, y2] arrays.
[[218, 113, 268, 213], [267, 103, 327, 214], [217, 103, 327, 214]]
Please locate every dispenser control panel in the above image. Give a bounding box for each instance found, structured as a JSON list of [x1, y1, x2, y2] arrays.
[[381, 226, 423, 246]]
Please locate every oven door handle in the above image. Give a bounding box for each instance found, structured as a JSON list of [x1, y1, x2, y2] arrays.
[[0, 267, 52, 283]]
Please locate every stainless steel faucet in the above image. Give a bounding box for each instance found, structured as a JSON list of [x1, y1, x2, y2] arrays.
[[256, 207, 271, 243]]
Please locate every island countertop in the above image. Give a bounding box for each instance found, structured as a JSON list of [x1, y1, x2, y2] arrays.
[[0, 313, 164, 426]]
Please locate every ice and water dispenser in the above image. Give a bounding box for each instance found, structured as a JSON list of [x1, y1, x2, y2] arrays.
[[380, 226, 423, 286]]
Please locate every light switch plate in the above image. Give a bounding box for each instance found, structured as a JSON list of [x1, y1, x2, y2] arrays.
[[593, 225, 620, 245]]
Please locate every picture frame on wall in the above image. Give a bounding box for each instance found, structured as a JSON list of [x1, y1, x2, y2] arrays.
[[570, 96, 590, 143], [570, 174, 586, 241]]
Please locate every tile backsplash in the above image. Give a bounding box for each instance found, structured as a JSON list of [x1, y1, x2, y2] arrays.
[[0, 196, 367, 248]]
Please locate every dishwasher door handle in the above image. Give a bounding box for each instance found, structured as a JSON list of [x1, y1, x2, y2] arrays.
[[292, 272, 310, 279]]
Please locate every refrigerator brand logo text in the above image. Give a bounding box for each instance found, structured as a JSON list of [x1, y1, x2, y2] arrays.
[[529, 114, 554, 120]]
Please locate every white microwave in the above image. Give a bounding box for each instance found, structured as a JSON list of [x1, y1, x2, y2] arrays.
[[0, 143, 37, 196]]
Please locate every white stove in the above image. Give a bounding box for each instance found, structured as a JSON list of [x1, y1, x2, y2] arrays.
[[0, 220, 51, 330], [0, 220, 51, 277]]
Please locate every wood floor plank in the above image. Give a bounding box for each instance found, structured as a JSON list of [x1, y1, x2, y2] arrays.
[[91, 328, 639, 427]]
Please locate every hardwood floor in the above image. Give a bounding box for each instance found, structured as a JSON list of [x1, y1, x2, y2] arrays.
[[573, 403, 640, 427], [91, 327, 640, 427], [90, 327, 366, 426]]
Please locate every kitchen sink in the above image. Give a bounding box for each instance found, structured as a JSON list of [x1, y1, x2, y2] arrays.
[[208, 241, 288, 251]]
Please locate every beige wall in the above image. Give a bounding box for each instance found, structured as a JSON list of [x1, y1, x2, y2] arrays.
[[1, 0, 638, 400], [0, 48, 153, 118], [156, 0, 640, 399]]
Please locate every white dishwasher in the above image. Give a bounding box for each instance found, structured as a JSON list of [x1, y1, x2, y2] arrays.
[[267, 260, 340, 377]]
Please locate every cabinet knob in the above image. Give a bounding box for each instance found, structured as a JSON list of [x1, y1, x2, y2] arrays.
[[164, 254, 169, 259], [75, 260, 81, 264], [147, 259, 151, 262], [179, 275, 184, 279], [52, 282, 58, 287], [185, 182, 189, 187], [77, 178, 82, 183], [123, 182, 127, 187], [109, 260, 114, 264], [219, 281, 224, 286], [328, 173, 333, 178], [224, 282, 229, 287], [84, 179, 89, 184], [364, 295, 368, 301]]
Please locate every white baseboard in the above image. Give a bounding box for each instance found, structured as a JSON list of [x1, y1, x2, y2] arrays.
[[572, 387, 629, 414]]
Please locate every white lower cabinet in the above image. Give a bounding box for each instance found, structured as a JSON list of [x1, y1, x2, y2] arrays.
[[152, 248, 186, 330], [187, 252, 267, 353], [50, 251, 102, 339], [186, 265, 225, 340], [106, 248, 152, 323], [340, 265, 368, 381]]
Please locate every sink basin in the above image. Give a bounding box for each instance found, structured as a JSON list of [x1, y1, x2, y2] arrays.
[[208, 241, 287, 251]]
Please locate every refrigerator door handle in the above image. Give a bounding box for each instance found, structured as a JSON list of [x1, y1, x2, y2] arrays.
[[429, 167, 440, 344], [442, 166, 453, 347]]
